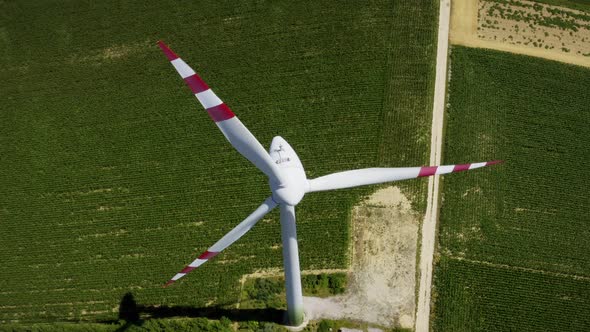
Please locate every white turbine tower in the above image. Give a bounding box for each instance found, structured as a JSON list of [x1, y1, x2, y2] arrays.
[[157, 41, 502, 326]]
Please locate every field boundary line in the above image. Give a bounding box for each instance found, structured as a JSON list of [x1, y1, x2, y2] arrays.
[[450, 257, 590, 282], [415, 1, 451, 332]]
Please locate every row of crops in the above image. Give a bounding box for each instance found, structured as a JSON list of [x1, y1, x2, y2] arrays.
[[0, 0, 439, 324], [433, 46, 590, 331], [434, 258, 590, 331]]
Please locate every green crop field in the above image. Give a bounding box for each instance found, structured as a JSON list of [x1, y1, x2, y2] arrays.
[[486, 0, 590, 13], [0, 0, 438, 325], [525, 0, 590, 12], [432, 47, 590, 331]]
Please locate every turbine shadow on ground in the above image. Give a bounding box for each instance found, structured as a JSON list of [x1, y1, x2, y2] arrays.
[[115, 292, 284, 329]]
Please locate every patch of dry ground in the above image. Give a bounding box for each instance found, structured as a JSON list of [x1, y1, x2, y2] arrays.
[[479, 0, 590, 55], [303, 187, 419, 328], [68, 39, 151, 65], [451, 0, 590, 68]]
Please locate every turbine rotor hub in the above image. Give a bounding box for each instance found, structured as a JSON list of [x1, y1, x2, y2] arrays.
[[270, 170, 308, 206]]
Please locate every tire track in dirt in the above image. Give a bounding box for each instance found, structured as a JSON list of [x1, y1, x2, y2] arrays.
[[415, 1, 451, 331]]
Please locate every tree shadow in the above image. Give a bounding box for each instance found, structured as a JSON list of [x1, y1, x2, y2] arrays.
[[119, 292, 141, 323], [115, 293, 141, 331], [115, 292, 284, 329]]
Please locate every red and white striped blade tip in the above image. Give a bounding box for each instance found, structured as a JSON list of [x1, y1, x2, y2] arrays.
[[157, 40, 179, 61], [486, 160, 504, 165], [162, 251, 220, 288]]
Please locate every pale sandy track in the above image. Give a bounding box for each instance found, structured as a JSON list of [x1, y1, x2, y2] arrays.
[[415, 1, 451, 331]]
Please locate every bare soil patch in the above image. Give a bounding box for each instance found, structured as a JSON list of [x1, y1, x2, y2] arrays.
[[68, 39, 150, 65], [479, 0, 590, 55], [451, 0, 590, 67], [304, 187, 419, 328]]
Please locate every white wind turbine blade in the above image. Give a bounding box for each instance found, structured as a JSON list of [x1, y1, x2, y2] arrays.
[[307, 160, 503, 193], [157, 41, 286, 185], [164, 197, 277, 287]]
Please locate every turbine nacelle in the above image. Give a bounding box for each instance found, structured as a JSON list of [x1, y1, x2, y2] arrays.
[[268, 136, 308, 206]]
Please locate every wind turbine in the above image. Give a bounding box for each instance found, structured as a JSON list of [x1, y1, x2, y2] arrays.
[[157, 41, 502, 326]]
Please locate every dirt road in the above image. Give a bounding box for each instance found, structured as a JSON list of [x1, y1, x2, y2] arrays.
[[415, 0, 451, 331]]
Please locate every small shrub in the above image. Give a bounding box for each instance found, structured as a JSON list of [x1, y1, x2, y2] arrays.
[[318, 320, 335, 332]]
